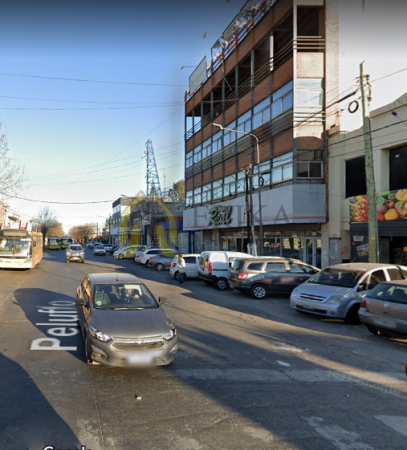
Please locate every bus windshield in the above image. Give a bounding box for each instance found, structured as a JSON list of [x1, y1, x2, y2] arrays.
[[61, 238, 73, 245], [49, 238, 60, 245], [0, 238, 32, 257]]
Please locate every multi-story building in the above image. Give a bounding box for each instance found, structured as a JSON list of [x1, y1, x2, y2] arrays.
[[324, 92, 407, 267], [183, 0, 340, 267], [111, 196, 137, 246]]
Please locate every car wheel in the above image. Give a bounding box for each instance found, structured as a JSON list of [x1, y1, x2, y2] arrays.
[[251, 284, 267, 299], [118, 254, 124, 260], [215, 278, 228, 290], [174, 271, 180, 281], [156, 263, 164, 272], [345, 305, 361, 325]]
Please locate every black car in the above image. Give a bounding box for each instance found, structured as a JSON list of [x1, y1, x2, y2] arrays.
[[229, 257, 320, 299]]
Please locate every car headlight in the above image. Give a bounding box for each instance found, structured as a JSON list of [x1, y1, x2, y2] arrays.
[[163, 328, 177, 341], [90, 326, 112, 342], [327, 295, 343, 305], [291, 288, 300, 299]]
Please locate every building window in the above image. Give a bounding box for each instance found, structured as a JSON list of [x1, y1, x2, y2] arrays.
[[295, 79, 323, 108], [193, 187, 202, 205], [202, 138, 212, 160], [186, 190, 193, 207], [193, 145, 202, 164], [237, 110, 252, 134], [202, 183, 212, 203], [223, 174, 236, 197], [272, 81, 293, 119], [297, 149, 324, 179], [212, 180, 223, 200], [237, 171, 245, 194], [345, 156, 366, 198], [253, 161, 271, 189], [186, 152, 193, 168], [224, 120, 237, 146], [272, 152, 293, 184], [212, 131, 223, 154]]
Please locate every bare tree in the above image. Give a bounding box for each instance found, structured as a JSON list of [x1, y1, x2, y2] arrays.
[[0, 122, 25, 198], [69, 223, 95, 243], [33, 207, 58, 240]]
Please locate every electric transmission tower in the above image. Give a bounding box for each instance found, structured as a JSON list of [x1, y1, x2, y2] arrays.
[[144, 139, 163, 198]]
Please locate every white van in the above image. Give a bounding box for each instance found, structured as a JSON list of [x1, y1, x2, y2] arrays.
[[198, 251, 253, 290]]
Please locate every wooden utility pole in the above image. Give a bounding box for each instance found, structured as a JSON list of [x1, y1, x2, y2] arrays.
[[360, 62, 378, 263], [243, 165, 257, 255], [244, 168, 251, 252]]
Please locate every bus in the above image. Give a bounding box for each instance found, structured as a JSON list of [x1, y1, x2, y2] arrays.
[[48, 236, 61, 250], [61, 236, 73, 249], [0, 229, 43, 269]]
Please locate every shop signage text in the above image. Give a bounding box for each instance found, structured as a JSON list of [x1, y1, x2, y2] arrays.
[[208, 206, 232, 226]]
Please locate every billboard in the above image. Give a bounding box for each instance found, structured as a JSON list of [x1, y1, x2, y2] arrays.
[[349, 188, 407, 222], [189, 57, 207, 94]]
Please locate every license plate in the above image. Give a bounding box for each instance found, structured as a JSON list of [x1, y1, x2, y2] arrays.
[[127, 353, 153, 365]]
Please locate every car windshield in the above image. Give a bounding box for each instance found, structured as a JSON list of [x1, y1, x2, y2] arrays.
[[69, 245, 82, 251], [0, 237, 31, 257], [308, 268, 362, 288], [92, 283, 158, 310], [95, 245, 104, 249]]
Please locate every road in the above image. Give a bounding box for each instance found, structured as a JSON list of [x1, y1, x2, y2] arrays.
[[1, 249, 407, 450]]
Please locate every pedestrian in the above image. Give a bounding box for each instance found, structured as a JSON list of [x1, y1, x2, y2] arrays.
[[177, 254, 186, 285]]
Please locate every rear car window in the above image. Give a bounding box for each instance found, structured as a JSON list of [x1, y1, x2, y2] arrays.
[[266, 262, 287, 273], [247, 262, 264, 271], [387, 268, 404, 281], [368, 270, 386, 289], [368, 283, 407, 304], [231, 260, 245, 270], [184, 257, 196, 264]]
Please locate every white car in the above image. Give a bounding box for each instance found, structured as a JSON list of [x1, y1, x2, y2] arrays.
[[113, 245, 126, 258], [170, 254, 200, 281], [134, 246, 157, 263], [138, 248, 172, 265], [93, 244, 106, 256]]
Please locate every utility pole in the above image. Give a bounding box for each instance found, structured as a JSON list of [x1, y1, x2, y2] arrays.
[[359, 62, 379, 263], [243, 165, 257, 256], [244, 168, 251, 253]]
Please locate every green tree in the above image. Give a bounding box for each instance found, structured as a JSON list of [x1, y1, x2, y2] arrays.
[[167, 179, 185, 202]]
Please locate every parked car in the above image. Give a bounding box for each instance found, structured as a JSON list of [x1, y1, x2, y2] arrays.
[[359, 280, 407, 337], [134, 246, 157, 263], [137, 248, 173, 265], [290, 263, 407, 324], [87, 241, 102, 249], [147, 253, 177, 271], [93, 244, 107, 256], [198, 251, 254, 290], [113, 246, 126, 258], [170, 254, 200, 281], [66, 244, 85, 264], [114, 245, 138, 260], [229, 257, 319, 299], [103, 244, 115, 253], [75, 272, 178, 367]]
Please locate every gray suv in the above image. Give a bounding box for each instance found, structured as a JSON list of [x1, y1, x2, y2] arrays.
[[229, 257, 319, 299], [66, 244, 85, 263]]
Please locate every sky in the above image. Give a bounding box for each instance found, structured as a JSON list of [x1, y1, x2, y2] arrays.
[[2, 0, 407, 233], [1, 0, 242, 232]]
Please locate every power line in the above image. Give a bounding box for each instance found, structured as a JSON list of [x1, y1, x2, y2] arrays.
[[0, 71, 186, 87], [3, 194, 113, 204]]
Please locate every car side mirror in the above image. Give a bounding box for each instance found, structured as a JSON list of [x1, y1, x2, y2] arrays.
[[357, 284, 366, 292], [158, 297, 167, 304], [76, 296, 86, 306]]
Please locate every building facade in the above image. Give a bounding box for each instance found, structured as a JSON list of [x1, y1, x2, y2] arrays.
[[323, 93, 407, 268], [183, 0, 339, 268]]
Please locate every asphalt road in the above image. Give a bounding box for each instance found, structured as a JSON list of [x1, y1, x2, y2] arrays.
[[1, 249, 407, 450]]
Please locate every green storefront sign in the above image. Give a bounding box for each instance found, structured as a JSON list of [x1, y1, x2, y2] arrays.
[[208, 206, 232, 226]]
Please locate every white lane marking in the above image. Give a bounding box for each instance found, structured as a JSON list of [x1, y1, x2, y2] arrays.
[[272, 346, 303, 352], [277, 360, 291, 367], [304, 416, 376, 450], [375, 416, 407, 437]]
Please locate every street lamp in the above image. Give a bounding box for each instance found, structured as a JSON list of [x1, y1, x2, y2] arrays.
[[212, 123, 264, 256]]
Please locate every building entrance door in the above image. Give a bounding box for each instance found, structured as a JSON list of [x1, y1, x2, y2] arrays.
[[303, 238, 322, 268]]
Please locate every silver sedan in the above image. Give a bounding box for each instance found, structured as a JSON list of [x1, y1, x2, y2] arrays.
[[75, 273, 178, 367]]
